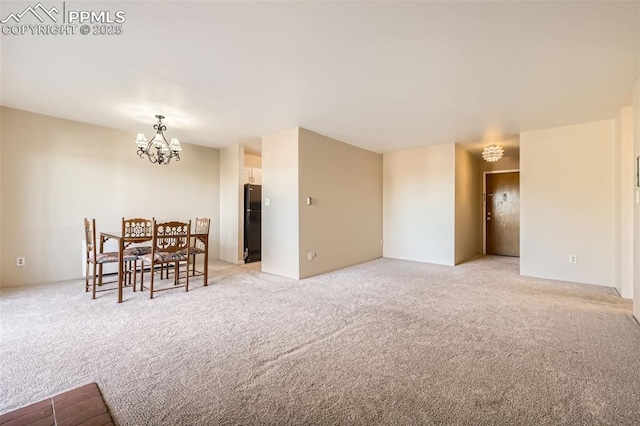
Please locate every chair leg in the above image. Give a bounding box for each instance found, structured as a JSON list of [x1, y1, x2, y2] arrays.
[[203, 253, 208, 287], [150, 261, 155, 299], [141, 261, 145, 291], [192, 255, 196, 276], [98, 264, 103, 286], [174, 262, 179, 285], [133, 259, 137, 292], [185, 260, 190, 292], [85, 261, 89, 292], [92, 262, 98, 299]]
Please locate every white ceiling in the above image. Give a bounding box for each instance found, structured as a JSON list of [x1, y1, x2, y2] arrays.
[[1, 1, 638, 154]]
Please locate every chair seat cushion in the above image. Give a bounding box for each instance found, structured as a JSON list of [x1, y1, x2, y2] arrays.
[[95, 252, 137, 264], [186, 247, 205, 255], [125, 246, 153, 256], [140, 252, 187, 263]]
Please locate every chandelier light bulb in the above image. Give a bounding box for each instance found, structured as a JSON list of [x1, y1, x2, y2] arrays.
[[481, 144, 504, 162]]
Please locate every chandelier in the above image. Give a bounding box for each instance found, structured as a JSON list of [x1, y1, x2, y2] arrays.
[[481, 144, 504, 162], [135, 115, 182, 165]]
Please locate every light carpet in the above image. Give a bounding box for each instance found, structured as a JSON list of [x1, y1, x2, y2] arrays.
[[1, 256, 639, 425]]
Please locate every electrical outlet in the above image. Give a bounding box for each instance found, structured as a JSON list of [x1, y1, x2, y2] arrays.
[[16, 257, 26, 267], [569, 255, 577, 264], [307, 252, 316, 261], [264, 198, 270, 206]]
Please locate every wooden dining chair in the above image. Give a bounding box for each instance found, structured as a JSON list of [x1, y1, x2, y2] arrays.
[[139, 220, 191, 299], [187, 218, 210, 285], [84, 218, 137, 299], [121, 217, 154, 291]]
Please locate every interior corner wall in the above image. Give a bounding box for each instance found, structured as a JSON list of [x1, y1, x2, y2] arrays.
[[383, 144, 455, 266], [219, 144, 243, 264], [520, 120, 616, 287], [0, 107, 220, 288], [261, 128, 300, 280], [454, 144, 482, 264], [297, 129, 382, 279]]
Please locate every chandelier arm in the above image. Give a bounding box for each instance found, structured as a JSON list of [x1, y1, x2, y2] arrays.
[[148, 143, 160, 164]]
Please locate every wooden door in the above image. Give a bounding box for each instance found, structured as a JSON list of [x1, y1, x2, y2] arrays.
[[486, 172, 520, 256]]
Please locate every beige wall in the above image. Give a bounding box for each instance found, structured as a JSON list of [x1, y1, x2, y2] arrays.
[[634, 77, 640, 320], [520, 120, 616, 287], [298, 129, 382, 278], [0, 107, 220, 287], [261, 128, 300, 279], [634, 0, 640, 321], [219, 144, 243, 264], [614, 111, 622, 295], [244, 154, 262, 169], [480, 154, 520, 173], [383, 144, 456, 266], [615, 106, 634, 299], [454, 144, 482, 264], [0, 108, 3, 286]]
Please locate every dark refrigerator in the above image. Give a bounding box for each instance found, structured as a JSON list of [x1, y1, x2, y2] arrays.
[[244, 184, 261, 263]]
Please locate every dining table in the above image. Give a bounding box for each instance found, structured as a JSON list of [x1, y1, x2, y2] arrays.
[[100, 228, 209, 303]]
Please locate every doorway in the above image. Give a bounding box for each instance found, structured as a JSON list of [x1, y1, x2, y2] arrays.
[[484, 171, 520, 256]]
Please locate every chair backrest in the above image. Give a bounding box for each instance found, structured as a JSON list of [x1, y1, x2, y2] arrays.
[[122, 217, 153, 239], [193, 218, 210, 251], [153, 220, 191, 254], [84, 218, 96, 254], [194, 218, 210, 234]]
